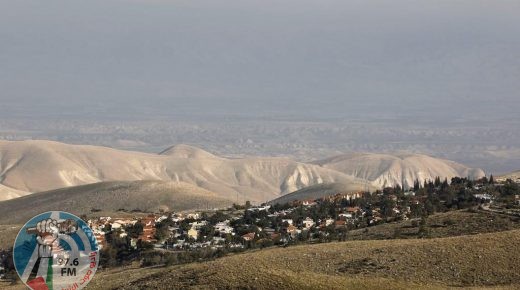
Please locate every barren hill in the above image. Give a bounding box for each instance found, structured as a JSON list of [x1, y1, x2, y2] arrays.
[[0, 184, 29, 201], [497, 170, 520, 183], [0, 140, 369, 202], [313, 152, 485, 189], [0, 141, 486, 202], [0, 180, 233, 224]]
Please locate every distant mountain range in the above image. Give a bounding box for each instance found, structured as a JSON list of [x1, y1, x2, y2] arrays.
[[312, 153, 485, 189], [497, 171, 520, 183], [0, 140, 486, 204]]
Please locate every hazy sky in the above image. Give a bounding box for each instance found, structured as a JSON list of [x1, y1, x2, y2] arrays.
[[1, 0, 519, 121]]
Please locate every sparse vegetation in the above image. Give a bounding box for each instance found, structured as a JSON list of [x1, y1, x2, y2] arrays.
[[85, 229, 520, 289]]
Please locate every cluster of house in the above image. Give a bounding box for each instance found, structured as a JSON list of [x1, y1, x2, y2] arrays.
[[88, 204, 369, 251], [88, 212, 244, 250], [88, 186, 518, 252], [241, 203, 370, 240], [168, 219, 244, 250], [89, 214, 165, 249]]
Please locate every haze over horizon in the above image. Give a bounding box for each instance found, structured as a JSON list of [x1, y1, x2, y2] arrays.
[[0, 0, 519, 173]]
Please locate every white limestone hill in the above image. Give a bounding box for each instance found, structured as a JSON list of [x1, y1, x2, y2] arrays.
[[0, 180, 234, 224], [312, 153, 485, 189], [159, 144, 220, 159], [0, 140, 369, 202], [0, 184, 29, 201], [497, 170, 520, 183]]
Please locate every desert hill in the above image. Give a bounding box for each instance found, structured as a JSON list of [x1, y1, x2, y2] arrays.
[[313, 152, 485, 189], [0, 180, 233, 224], [81, 229, 520, 289], [0, 140, 485, 203], [159, 144, 220, 159], [0, 140, 370, 202], [497, 170, 520, 183], [0, 184, 28, 201]]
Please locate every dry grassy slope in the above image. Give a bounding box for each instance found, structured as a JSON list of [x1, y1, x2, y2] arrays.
[[0, 224, 21, 249], [0, 180, 233, 224], [0, 140, 370, 202], [88, 230, 520, 289], [269, 182, 376, 205], [313, 152, 485, 189], [348, 209, 520, 241]]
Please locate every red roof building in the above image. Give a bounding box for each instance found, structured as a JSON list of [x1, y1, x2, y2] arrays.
[[242, 232, 256, 241]]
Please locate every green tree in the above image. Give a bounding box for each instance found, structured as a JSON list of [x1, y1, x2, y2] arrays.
[[126, 223, 143, 239], [413, 179, 421, 191], [501, 179, 520, 196], [434, 176, 441, 187], [380, 198, 396, 219], [418, 216, 429, 238]]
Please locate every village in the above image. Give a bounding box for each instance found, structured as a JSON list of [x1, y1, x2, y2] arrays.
[[0, 176, 519, 275], [90, 197, 366, 253], [88, 176, 520, 268]]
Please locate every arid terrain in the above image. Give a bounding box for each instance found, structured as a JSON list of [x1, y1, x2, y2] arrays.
[[62, 229, 520, 289], [1, 1, 519, 289], [0, 140, 484, 203]]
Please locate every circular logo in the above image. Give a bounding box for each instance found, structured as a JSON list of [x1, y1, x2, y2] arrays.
[[13, 211, 99, 290]]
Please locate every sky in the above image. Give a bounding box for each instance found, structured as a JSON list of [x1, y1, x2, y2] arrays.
[[0, 0, 519, 121]]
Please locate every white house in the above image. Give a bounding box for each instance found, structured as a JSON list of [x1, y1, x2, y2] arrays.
[[338, 213, 353, 219], [190, 221, 208, 230], [302, 200, 316, 206], [186, 213, 200, 220], [214, 221, 234, 234], [247, 205, 271, 212], [474, 193, 493, 201], [324, 218, 335, 226], [111, 222, 123, 230], [155, 215, 169, 223], [404, 191, 416, 196], [303, 217, 315, 229]]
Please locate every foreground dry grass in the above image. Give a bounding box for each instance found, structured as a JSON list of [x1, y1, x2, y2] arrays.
[[348, 209, 520, 241], [84, 229, 520, 290], [0, 224, 21, 249]]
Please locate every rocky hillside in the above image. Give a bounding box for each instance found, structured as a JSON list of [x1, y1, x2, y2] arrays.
[[0, 140, 369, 202], [313, 153, 485, 189]]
